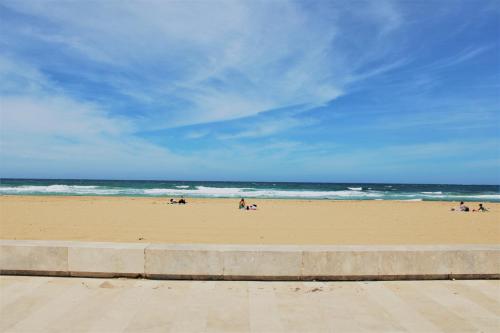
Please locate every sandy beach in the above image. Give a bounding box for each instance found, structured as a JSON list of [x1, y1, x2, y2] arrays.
[[0, 195, 499, 245]]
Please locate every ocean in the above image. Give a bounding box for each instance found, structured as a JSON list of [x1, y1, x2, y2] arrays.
[[0, 179, 499, 202]]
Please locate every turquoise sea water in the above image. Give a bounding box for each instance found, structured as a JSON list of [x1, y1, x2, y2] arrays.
[[0, 179, 499, 202]]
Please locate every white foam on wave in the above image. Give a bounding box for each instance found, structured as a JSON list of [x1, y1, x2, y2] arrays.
[[463, 194, 500, 200], [175, 185, 189, 189], [0, 184, 152, 196], [421, 191, 443, 195], [196, 186, 256, 195], [417, 193, 500, 200], [143, 186, 384, 199], [128, 186, 383, 199], [347, 187, 362, 191], [0, 185, 100, 194]]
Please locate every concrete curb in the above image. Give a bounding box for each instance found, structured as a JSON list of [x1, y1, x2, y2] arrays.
[[1, 240, 499, 280]]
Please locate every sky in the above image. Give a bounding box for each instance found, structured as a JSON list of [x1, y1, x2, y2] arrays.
[[0, 0, 499, 184]]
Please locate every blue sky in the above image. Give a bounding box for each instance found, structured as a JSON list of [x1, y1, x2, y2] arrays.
[[0, 0, 499, 184]]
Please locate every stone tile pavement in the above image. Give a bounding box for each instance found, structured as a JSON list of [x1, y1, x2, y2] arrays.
[[0, 276, 499, 332]]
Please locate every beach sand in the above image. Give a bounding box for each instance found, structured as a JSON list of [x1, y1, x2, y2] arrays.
[[0, 196, 499, 245]]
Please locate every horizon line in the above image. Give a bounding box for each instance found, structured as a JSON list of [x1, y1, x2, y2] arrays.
[[1, 177, 499, 187]]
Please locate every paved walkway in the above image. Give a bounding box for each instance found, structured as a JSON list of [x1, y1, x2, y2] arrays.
[[0, 276, 499, 332]]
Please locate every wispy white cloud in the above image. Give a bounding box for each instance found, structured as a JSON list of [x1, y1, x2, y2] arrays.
[[184, 130, 211, 140], [423, 46, 492, 72], [0, 87, 194, 178], [0, 56, 52, 95], [1, 0, 408, 129], [217, 117, 316, 140], [1, 95, 132, 138], [361, 104, 499, 131]]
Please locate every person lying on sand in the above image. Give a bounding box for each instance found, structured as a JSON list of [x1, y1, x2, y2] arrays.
[[473, 203, 488, 212], [246, 204, 257, 210], [169, 198, 178, 204], [178, 197, 187, 204]]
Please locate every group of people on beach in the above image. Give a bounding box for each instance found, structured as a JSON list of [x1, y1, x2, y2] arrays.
[[451, 202, 488, 212], [239, 198, 257, 210], [167, 196, 257, 210], [166, 197, 490, 213], [169, 197, 187, 204]]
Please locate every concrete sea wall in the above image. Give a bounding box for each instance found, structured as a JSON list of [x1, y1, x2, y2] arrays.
[[1, 240, 498, 280]]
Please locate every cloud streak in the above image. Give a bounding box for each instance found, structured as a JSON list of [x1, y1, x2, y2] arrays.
[[1, 0, 408, 129]]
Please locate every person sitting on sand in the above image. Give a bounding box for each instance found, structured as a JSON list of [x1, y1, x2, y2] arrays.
[[178, 197, 187, 204], [451, 201, 470, 212], [239, 198, 246, 209], [473, 203, 488, 212]]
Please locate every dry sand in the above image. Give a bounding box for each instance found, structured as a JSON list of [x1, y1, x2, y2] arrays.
[[0, 195, 499, 245]]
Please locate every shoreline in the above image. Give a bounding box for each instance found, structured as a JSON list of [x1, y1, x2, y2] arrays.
[[0, 194, 498, 203]]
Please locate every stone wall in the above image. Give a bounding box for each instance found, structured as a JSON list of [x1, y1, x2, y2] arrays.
[[1, 240, 498, 280]]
